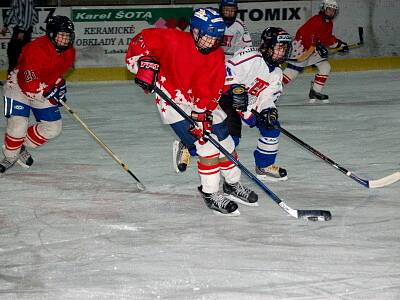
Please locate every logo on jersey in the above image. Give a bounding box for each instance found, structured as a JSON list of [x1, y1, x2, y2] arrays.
[[14, 105, 24, 110], [248, 78, 269, 96], [24, 70, 37, 82], [223, 35, 233, 47]]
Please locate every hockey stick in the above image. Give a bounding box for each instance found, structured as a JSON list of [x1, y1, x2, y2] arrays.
[[328, 27, 364, 55], [251, 110, 399, 189], [153, 86, 331, 221], [60, 100, 146, 191]]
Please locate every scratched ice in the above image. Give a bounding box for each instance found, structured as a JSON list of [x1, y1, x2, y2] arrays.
[[0, 70, 399, 299]]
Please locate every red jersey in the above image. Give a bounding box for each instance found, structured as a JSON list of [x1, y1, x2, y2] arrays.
[[126, 28, 226, 112], [295, 14, 337, 50], [17, 35, 75, 95]]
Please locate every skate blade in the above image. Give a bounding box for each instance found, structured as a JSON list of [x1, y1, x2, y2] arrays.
[[225, 194, 259, 207], [212, 209, 240, 217], [308, 98, 330, 104], [16, 159, 31, 169], [256, 174, 288, 182], [172, 141, 180, 173]]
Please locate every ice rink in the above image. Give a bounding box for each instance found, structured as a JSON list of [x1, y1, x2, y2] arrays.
[[0, 70, 399, 299]]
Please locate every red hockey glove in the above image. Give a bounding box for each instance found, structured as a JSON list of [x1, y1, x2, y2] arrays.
[[44, 79, 67, 106], [134, 56, 160, 93], [190, 110, 213, 144]]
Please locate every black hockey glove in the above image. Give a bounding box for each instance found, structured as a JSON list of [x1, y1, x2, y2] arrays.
[[257, 107, 279, 129], [44, 79, 67, 106], [134, 55, 160, 93], [316, 42, 329, 59], [190, 110, 213, 144], [336, 39, 349, 54], [229, 84, 248, 112]]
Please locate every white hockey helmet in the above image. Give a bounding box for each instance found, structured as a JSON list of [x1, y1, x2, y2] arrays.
[[320, 0, 339, 20]]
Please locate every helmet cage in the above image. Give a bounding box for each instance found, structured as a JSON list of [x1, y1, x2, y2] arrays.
[[260, 28, 292, 67], [190, 8, 226, 54], [46, 15, 75, 52], [219, 0, 238, 26], [320, 0, 339, 20]]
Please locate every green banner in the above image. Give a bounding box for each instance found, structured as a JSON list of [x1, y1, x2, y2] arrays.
[[72, 8, 193, 24]]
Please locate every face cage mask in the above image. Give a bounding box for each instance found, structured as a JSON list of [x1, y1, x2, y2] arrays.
[[220, 6, 238, 26], [194, 33, 223, 55], [264, 42, 292, 66], [51, 31, 75, 52]]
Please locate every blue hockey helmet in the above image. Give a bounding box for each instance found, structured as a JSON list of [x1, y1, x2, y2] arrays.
[[190, 8, 226, 54], [219, 0, 238, 26]]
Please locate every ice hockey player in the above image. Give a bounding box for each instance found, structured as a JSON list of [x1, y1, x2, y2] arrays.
[[224, 27, 292, 181], [282, 0, 349, 103], [0, 15, 75, 173], [173, 0, 253, 172], [126, 8, 258, 216]]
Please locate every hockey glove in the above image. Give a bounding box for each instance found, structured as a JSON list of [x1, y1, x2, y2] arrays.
[[257, 107, 279, 129], [336, 39, 349, 54], [134, 55, 160, 93], [190, 110, 213, 144], [316, 42, 329, 59], [229, 84, 248, 112], [44, 79, 67, 106]]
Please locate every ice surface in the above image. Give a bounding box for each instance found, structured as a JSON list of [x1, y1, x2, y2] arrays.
[[0, 70, 399, 299]]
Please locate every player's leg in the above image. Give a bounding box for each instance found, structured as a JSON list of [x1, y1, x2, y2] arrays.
[[0, 97, 30, 173], [254, 123, 288, 182], [20, 105, 63, 167], [211, 110, 258, 206], [218, 92, 242, 147], [309, 60, 331, 103], [282, 63, 302, 86], [170, 119, 240, 215], [170, 120, 197, 173]]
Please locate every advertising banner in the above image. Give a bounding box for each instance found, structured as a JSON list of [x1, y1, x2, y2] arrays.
[[71, 7, 192, 67]]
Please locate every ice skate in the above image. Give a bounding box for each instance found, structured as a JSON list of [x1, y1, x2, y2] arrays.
[[309, 88, 330, 104], [2, 145, 33, 169], [223, 181, 259, 206], [198, 186, 240, 216], [0, 156, 18, 173], [173, 140, 190, 173], [16, 145, 34, 169], [256, 165, 288, 182]]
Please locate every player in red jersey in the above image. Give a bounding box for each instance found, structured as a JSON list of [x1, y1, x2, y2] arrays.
[[282, 0, 349, 103], [0, 15, 75, 173], [126, 8, 258, 216]]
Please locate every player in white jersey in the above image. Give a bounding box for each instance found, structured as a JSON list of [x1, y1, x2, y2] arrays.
[[223, 27, 292, 181], [219, 0, 252, 60], [173, 0, 252, 172]]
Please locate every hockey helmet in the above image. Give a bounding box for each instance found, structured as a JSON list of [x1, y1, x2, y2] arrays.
[[190, 8, 226, 54], [46, 15, 75, 52], [259, 27, 292, 67], [219, 0, 238, 26], [320, 0, 339, 20]]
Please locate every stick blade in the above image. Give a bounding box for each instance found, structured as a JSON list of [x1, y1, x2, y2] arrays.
[[368, 172, 400, 188], [297, 210, 332, 222]]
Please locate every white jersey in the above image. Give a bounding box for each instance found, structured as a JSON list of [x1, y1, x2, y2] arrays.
[[225, 47, 283, 121], [222, 18, 252, 60]]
